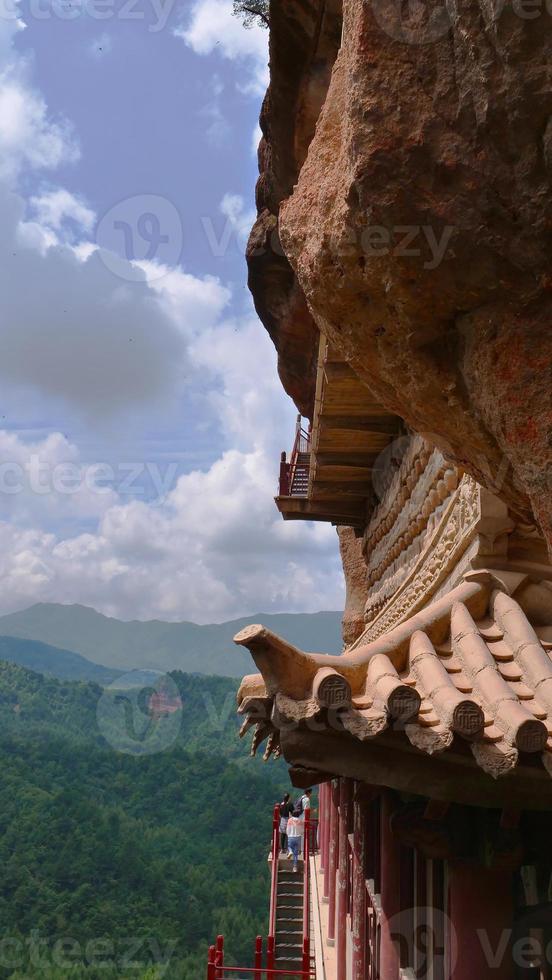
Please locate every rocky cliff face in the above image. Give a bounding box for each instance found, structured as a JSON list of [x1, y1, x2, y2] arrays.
[[250, 0, 552, 553], [248, 0, 342, 417]]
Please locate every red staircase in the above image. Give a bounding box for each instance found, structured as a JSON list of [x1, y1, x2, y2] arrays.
[[278, 417, 311, 498], [207, 806, 318, 980]]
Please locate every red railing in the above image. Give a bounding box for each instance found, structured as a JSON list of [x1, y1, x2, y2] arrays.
[[278, 416, 311, 497], [268, 804, 280, 973], [302, 814, 311, 977], [207, 807, 317, 980], [206, 948, 311, 979]]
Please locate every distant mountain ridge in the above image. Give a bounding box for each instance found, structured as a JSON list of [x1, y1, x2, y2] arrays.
[[0, 635, 120, 685], [0, 603, 343, 678]]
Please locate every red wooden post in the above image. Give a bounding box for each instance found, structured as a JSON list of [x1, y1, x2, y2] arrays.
[[380, 791, 401, 980], [323, 783, 330, 876], [302, 936, 310, 975], [352, 796, 367, 980], [449, 864, 514, 980], [207, 945, 216, 980], [318, 783, 325, 871], [303, 811, 311, 968], [328, 780, 339, 944], [266, 935, 275, 975], [323, 782, 331, 901], [254, 936, 262, 976], [337, 779, 352, 980], [279, 452, 290, 495], [215, 936, 224, 979]]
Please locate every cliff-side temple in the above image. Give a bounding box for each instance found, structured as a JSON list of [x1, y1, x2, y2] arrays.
[[230, 2, 552, 979]]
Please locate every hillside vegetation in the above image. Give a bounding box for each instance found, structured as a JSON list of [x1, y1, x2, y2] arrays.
[[0, 636, 120, 685], [0, 662, 286, 979]]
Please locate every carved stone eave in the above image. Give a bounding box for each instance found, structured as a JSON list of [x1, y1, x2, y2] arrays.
[[234, 574, 489, 698], [235, 568, 552, 808]]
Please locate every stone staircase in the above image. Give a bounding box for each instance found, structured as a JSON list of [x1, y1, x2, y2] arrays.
[[274, 857, 314, 976]]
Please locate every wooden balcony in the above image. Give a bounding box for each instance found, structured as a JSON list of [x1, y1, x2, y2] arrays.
[[276, 339, 401, 529]]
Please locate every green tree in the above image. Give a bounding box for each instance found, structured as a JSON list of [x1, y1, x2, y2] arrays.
[[233, 0, 269, 28], [0, 661, 291, 980]]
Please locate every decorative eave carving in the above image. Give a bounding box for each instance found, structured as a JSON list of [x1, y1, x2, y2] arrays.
[[235, 570, 552, 809]]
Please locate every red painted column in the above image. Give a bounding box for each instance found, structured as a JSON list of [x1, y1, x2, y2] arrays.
[[323, 782, 331, 901], [379, 790, 401, 980], [448, 863, 514, 980], [352, 795, 367, 980], [319, 782, 327, 873], [328, 779, 339, 944], [337, 778, 352, 980], [324, 783, 329, 862]]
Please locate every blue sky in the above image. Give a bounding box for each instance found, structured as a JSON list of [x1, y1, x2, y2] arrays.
[[0, 0, 344, 622]]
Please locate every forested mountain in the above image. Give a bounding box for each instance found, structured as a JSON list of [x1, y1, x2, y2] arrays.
[[0, 661, 288, 979], [0, 603, 343, 676], [0, 636, 120, 685]]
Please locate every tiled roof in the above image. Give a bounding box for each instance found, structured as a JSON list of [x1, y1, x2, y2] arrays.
[[235, 571, 552, 782]]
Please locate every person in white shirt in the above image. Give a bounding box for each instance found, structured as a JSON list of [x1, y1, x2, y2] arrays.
[[286, 810, 304, 872]]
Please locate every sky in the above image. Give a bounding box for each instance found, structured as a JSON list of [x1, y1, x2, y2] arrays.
[[0, 0, 345, 622]]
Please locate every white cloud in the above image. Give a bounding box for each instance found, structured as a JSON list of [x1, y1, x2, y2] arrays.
[[0, 63, 78, 181], [0, 314, 343, 622], [0, 185, 193, 417], [0, 429, 119, 529], [177, 0, 269, 97], [220, 192, 255, 244], [28, 187, 96, 235], [139, 262, 231, 340], [0, 4, 344, 622], [0, 450, 342, 622]]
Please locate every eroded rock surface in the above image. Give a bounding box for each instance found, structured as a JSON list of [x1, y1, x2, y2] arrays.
[[247, 0, 342, 418], [258, 0, 551, 544], [338, 526, 367, 646]]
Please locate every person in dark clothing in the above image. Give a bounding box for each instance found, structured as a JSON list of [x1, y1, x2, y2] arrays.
[[279, 793, 292, 854]]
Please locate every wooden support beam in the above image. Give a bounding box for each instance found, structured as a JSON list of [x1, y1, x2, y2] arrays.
[[314, 451, 377, 469], [321, 416, 400, 434], [317, 428, 392, 453], [312, 464, 374, 482], [311, 481, 370, 499], [323, 362, 358, 382], [275, 496, 366, 527]]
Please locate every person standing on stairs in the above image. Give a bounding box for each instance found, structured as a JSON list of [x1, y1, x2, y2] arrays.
[[279, 792, 292, 855], [294, 788, 312, 857], [286, 806, 304, 873]]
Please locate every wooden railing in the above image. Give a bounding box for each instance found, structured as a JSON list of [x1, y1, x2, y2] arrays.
[[278, 416, 311, 497]]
